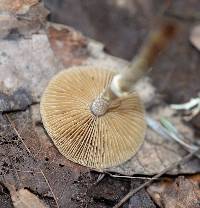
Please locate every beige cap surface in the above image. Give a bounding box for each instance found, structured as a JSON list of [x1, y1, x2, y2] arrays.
[[40, 66, 146, 170]]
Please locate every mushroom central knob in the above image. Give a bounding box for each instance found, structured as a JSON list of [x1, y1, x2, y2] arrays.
[[90, 97, 109, 116]]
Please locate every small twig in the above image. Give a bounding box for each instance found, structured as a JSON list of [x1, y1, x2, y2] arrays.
[[95, 172, 160, 187], [9, 169, 41, 174], [113, 148, 200, 208], [94, 173, 105, 185], [40, 169, 60, 208], [105, 172, 154, 180]]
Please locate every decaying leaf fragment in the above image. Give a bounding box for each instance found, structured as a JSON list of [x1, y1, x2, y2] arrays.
[[47, 23, 88, 66], [147, 175, 200, 208], [0, 1, 49, 39], [0, 0, 38, 14], [10, 188, 48, 208]]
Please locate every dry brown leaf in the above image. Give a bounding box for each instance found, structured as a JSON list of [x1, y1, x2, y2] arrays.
[[10, 188, 48, 208], [0, 0, 38, 14], [0, 2, 48, 39], [47, 23, 88, 66], [147, 175, 200, 208], [190, 25, 200, 51]]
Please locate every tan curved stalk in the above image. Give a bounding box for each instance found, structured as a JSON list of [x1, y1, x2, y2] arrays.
[[91, 20, 177, 116]]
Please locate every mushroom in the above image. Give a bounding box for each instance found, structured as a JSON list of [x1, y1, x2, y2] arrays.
[[40, 20, 177, 170]]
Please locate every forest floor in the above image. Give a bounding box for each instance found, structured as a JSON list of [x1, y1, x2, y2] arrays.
[[0, 0, 200, 208]]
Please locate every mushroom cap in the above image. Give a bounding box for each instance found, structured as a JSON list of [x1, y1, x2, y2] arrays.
[[40, 66, 146, 170]]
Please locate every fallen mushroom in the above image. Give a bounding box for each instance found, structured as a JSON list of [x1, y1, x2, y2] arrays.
[[40, 20, 177, 170]]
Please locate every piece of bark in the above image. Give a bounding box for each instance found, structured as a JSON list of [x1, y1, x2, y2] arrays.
[[147, 175, 200, 208]]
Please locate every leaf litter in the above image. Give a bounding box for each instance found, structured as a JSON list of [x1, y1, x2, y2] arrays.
[[0, 1, 200, 208]]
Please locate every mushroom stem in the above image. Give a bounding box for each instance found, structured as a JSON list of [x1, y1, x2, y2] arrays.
[[111, 20, 177, 97], [91, 19, 177, 116]]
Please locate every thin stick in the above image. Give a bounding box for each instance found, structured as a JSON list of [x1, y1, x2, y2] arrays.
[[11, 169, 41, 174], [94, 173, 106, 185], [40, 169, 60, 208], [113, 148, 200, 208], [105, 172, 154, 180]]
